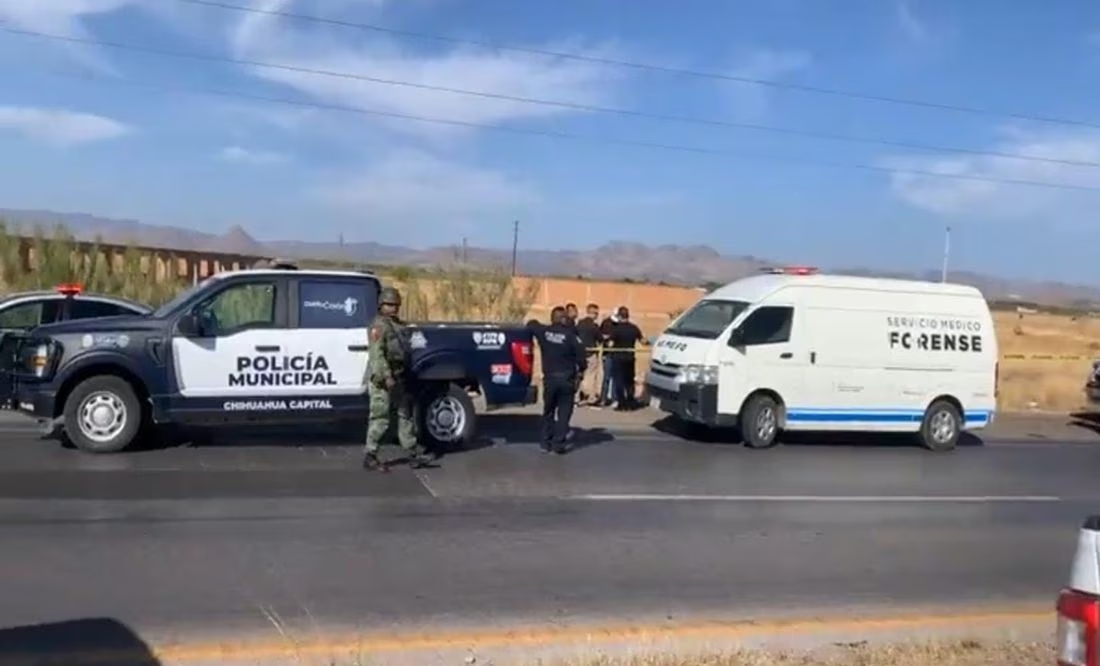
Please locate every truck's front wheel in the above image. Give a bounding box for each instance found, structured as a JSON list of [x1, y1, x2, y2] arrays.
[[418, 383, 477, 452], [62, 376, 142, 453]]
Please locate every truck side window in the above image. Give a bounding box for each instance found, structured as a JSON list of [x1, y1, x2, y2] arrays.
[[298, 280, 376, 329], [0, 302, 43, 329], [198, 282, 277, 335], [70, 300, 139, 320], [738, 306, 794, 345]]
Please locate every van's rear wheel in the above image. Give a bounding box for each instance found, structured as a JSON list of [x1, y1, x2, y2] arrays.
[[919, 400, 962, 452], [62, 376, 142, 453], [740, 394, 781, 449]]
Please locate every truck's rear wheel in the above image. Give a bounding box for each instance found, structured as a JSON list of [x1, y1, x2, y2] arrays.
[[62, 376, 142, 453], [418, 383, 477, 451]]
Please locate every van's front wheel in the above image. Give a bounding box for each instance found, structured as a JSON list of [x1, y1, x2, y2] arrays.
[[740, 394, 781, 449], [919, 400, 962, 452]]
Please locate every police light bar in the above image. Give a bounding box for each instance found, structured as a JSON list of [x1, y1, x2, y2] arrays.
[[54, 283, 83, 296], [761, 266, 818, 276]]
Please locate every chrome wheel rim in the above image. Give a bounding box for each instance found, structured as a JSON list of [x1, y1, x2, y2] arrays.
[[755, 405, 777, 442], [427, 396, 466, 442], [930, 410, 957, 445], [78, 391, 127, 443]]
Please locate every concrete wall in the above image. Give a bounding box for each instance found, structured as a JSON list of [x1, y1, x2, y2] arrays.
[[16, 236, 272, 286], [14, 238, 706, 333]]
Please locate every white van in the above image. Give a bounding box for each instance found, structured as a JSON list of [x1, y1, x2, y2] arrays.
[[644, 267, 998, 451]]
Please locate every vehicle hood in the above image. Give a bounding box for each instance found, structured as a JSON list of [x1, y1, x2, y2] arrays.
[[650, 333, 711, 366], [31, 314, 163, 336]]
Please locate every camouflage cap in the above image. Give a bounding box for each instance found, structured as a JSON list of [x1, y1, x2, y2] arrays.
[[379, 286, 402, 306]]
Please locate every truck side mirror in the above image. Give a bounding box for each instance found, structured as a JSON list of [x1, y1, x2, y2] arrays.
[[727, 328, 744, 347], [176, 311, 202, 337]]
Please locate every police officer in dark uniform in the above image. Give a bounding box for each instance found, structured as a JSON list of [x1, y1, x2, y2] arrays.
[[526, 306, 586, 454]]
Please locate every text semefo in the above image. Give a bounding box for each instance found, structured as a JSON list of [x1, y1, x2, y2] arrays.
[[228, 354, 338, 387]]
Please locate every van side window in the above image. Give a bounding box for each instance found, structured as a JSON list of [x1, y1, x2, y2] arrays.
[[738, 306, 794, 345]]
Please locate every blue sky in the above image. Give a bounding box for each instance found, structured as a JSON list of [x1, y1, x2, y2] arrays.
[[1, 0, 1100, 282]]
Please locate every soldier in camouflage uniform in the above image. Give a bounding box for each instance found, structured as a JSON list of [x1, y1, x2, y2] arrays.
[[362, 287, 435, 471]]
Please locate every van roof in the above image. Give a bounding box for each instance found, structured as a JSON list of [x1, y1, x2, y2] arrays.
[[706, 273, 984, 303]]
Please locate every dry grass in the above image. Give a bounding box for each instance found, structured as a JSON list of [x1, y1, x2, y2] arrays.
[[564, 639, 1052, 666], [995, 310, 1098, 412]]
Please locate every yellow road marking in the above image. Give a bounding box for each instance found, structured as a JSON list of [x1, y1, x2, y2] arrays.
[[1, 606, 1052, 665]]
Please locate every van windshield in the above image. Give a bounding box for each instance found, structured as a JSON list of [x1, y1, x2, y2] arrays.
[[666, 299, 750, 339]]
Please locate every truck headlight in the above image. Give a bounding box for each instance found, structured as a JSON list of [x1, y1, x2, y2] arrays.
[[678, 364, 718, 385], [31, 344, 49, 377]]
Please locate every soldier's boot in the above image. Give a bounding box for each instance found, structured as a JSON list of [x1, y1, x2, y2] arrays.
[[408, 448, 436, 469], [362, 451, 388, 472]]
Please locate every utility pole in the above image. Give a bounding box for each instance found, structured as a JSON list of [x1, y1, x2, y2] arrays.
[[461, 237, 468, 264], [511, 220, 519, 276], [941, 225, 951, 283]]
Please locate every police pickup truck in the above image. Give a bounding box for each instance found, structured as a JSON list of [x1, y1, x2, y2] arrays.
[[7, 264, 537, 453]]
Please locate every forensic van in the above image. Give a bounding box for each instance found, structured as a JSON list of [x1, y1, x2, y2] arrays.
[[5, 264, 537, 453], [644, 266, 998, 451]]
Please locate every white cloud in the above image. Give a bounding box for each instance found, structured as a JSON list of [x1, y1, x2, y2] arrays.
[[0, 106, 130, 145], [724, 49, 812, 120], [0, 0, 147, 71], [312, 151, 539, 228], [895, 0, 930, 43], [882, 128, 1100, 221], [218, 145, 288, 165], [229, 0, 628, 140]]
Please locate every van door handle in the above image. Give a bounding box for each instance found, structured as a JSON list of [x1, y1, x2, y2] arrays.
[[255, 345, 280, 352], [810, 352, 817, 364], [779, 352, 793, 359], [348, 344, 369, 352]]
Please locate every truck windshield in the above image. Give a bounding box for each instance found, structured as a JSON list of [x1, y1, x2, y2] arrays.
[[152, 277, 216, 318], [666, 299, 750, 339]]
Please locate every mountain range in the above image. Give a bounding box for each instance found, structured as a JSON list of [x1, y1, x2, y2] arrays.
[[1, 208, 1094, 306]]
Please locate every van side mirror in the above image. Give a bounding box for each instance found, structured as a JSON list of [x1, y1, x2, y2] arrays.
[[177, 311, 202, 337], [728, 328, 744, 347]]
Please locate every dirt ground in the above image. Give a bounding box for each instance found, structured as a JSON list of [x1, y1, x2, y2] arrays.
[[570, 640, 1053, 666]]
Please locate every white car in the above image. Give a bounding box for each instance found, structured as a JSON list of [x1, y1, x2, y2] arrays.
[[1057, 517, 1100, 666]]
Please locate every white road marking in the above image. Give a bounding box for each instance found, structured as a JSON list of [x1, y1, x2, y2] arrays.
[[571, 494, 1062, 503], [415, 471, 439, 498]]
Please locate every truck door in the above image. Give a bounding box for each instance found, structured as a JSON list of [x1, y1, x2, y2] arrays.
[[717, 305, 804, 416], [286, 277, 378, 398], [171, 277, 288, 398]]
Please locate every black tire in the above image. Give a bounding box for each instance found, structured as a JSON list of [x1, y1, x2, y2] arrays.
[[61, 375, 143, 453], [919, 399, 962, 452], [740, 393, 782, 449], [417, 382, 477, 452]]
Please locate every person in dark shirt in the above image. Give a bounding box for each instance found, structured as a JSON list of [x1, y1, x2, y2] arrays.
[[565, 302, 579, 328], [596, 309, 620, 407], [574, 303, 601, 405], [607, 306, 647, 410], [526, 306, 587, 454]]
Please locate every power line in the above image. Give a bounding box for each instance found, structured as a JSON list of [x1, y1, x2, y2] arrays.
[[5, 25, 1100, 170], [22, 66, 1100, 196], [175, 0, 1100, 131]]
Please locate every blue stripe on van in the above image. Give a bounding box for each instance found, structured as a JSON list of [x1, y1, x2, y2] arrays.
[[786, 409, 991, 424]]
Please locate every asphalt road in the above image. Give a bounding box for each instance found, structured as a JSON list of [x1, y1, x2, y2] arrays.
[[0, 412, 1096, 651]]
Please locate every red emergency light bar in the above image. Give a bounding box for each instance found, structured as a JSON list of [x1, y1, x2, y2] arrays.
[[54, 283, 84, 296], [760, 266, 818, 276]]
